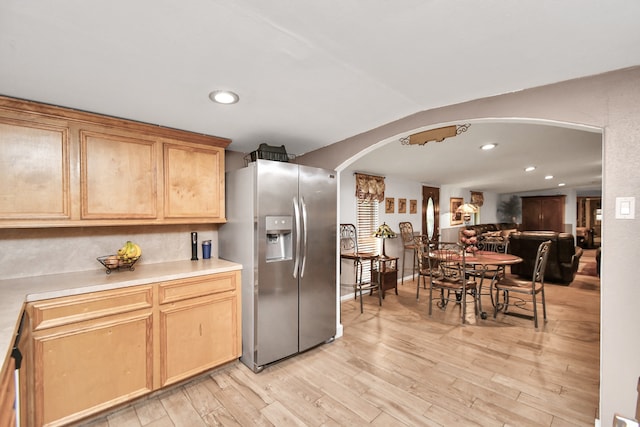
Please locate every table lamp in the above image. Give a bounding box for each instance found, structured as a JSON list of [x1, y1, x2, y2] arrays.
[[374, 222, 397, 257], [457, 203, 478, 225]]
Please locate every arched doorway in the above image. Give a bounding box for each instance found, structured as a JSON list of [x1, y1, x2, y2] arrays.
[[341, 119, 603, 420]]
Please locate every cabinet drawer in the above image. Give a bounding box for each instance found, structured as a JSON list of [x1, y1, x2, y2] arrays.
[[158, 272, 238, 305], [29, 286, 153, 330]]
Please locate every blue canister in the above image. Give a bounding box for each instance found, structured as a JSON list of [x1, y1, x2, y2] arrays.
[[202, 240, 212, 259]]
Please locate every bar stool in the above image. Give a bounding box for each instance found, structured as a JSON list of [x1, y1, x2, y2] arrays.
[[399, 222, 420, 285], [340, 223, 380, 313]]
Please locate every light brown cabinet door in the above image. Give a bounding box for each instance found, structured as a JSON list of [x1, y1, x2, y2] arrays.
[[32, 310, 153, 426], [163, 142, 224, 220], [0, 117, 70, 222], [0, 357, 15, 427], [159, 292, 239, 387], [80, 130, 158, 219]]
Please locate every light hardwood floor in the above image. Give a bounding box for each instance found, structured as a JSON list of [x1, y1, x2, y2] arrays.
[[77, 265, 600, 427]]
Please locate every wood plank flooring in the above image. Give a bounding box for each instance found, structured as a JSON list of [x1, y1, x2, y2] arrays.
[[76, 268, 600, 427]]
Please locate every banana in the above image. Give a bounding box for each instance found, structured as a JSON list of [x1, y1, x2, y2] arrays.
[[117, 243, 128, 257], [115, 241, 141, 262], [125, 241, 137, 259], [132, 243, 142, 258]]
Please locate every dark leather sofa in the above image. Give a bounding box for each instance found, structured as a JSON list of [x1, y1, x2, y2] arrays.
[[464, 222, 519, 236], [462, 222, 519, 249], [509, 231, 583, 284]]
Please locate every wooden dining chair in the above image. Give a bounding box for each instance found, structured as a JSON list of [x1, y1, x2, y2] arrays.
[[493, 240, 551, 328]]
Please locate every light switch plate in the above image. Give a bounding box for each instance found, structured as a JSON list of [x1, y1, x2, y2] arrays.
[[615, 197, 635, 219]]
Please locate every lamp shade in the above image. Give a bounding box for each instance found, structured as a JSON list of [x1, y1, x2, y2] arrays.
[[374, 222, 397, 239], [456, 203, 478, 214], [457, 203, 478, 224], [374, 222, 396, 257]]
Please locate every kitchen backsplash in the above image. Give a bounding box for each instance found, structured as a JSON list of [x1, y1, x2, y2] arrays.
[[0, 224, 218, 280]]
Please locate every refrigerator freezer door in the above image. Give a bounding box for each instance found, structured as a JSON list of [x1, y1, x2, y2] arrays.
[[298, 165, 337, 351], [220, 160, 337, 372], [255, 160, 300, 366]]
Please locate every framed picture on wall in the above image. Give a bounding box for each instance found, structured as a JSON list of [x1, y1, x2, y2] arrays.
[[385, 197, 395, 213], [450, 197, 463, 225], [398, 198, 406, 213], [410, 199, 417, 214]]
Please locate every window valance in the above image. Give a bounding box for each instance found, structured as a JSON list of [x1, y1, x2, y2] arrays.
[[355, 173, 385, 202]]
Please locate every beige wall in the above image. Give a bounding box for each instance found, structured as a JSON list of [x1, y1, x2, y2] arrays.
[[298, 66, 640, 424]]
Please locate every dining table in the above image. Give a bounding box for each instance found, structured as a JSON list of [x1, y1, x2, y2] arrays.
[[426, 247, 522, 322]]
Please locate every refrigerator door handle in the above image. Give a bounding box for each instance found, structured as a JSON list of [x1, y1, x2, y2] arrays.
[[293, 196, 301, 278], [300, 197, 308, 277]]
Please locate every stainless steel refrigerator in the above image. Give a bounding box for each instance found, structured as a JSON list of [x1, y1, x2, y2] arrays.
[[219, 159, 337, 372]]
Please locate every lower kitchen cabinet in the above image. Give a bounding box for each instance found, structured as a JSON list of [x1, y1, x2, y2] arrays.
[[33, 311, 153, 426], [21, 270, 241, 426], [160, 294, 239, 386], [26, 286, 154, 427], [158, 272, 241, 387], [0, 356, 16, 427]]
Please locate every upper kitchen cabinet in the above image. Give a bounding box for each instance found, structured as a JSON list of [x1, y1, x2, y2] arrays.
[[163, 141, 225, 221], [0, 111, 71, 224], [80, 130, 159, 220], [0, 96, 230, 228]]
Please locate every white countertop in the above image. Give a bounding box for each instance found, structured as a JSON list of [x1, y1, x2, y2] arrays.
[[0, 258, 242, 373]]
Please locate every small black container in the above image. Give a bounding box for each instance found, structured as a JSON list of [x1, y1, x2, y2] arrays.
[[191, 232, 198, 261]]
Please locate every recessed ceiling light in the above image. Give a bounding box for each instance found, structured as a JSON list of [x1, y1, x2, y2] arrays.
[[209, 90, 239, 104], [545, 175, 554, 180], [480, 143, 497, 150], [558, 183, 566, 187], [525, 166, 536, 172]]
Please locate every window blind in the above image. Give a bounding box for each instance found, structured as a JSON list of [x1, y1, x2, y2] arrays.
[[356, 199, 379, 283]]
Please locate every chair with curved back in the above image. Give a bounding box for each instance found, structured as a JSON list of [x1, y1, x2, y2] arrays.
[[493, 240, 551, 328], [419, 241, 479, 324], [399, 222, 422, 285], [340, 223, 380, 313], [468, 238, 510, 316], [413, 235, 434, 300]]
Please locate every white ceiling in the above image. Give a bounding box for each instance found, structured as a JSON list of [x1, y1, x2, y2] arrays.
[[345, 121, 603, 194], [1, 1, 638, 193]]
